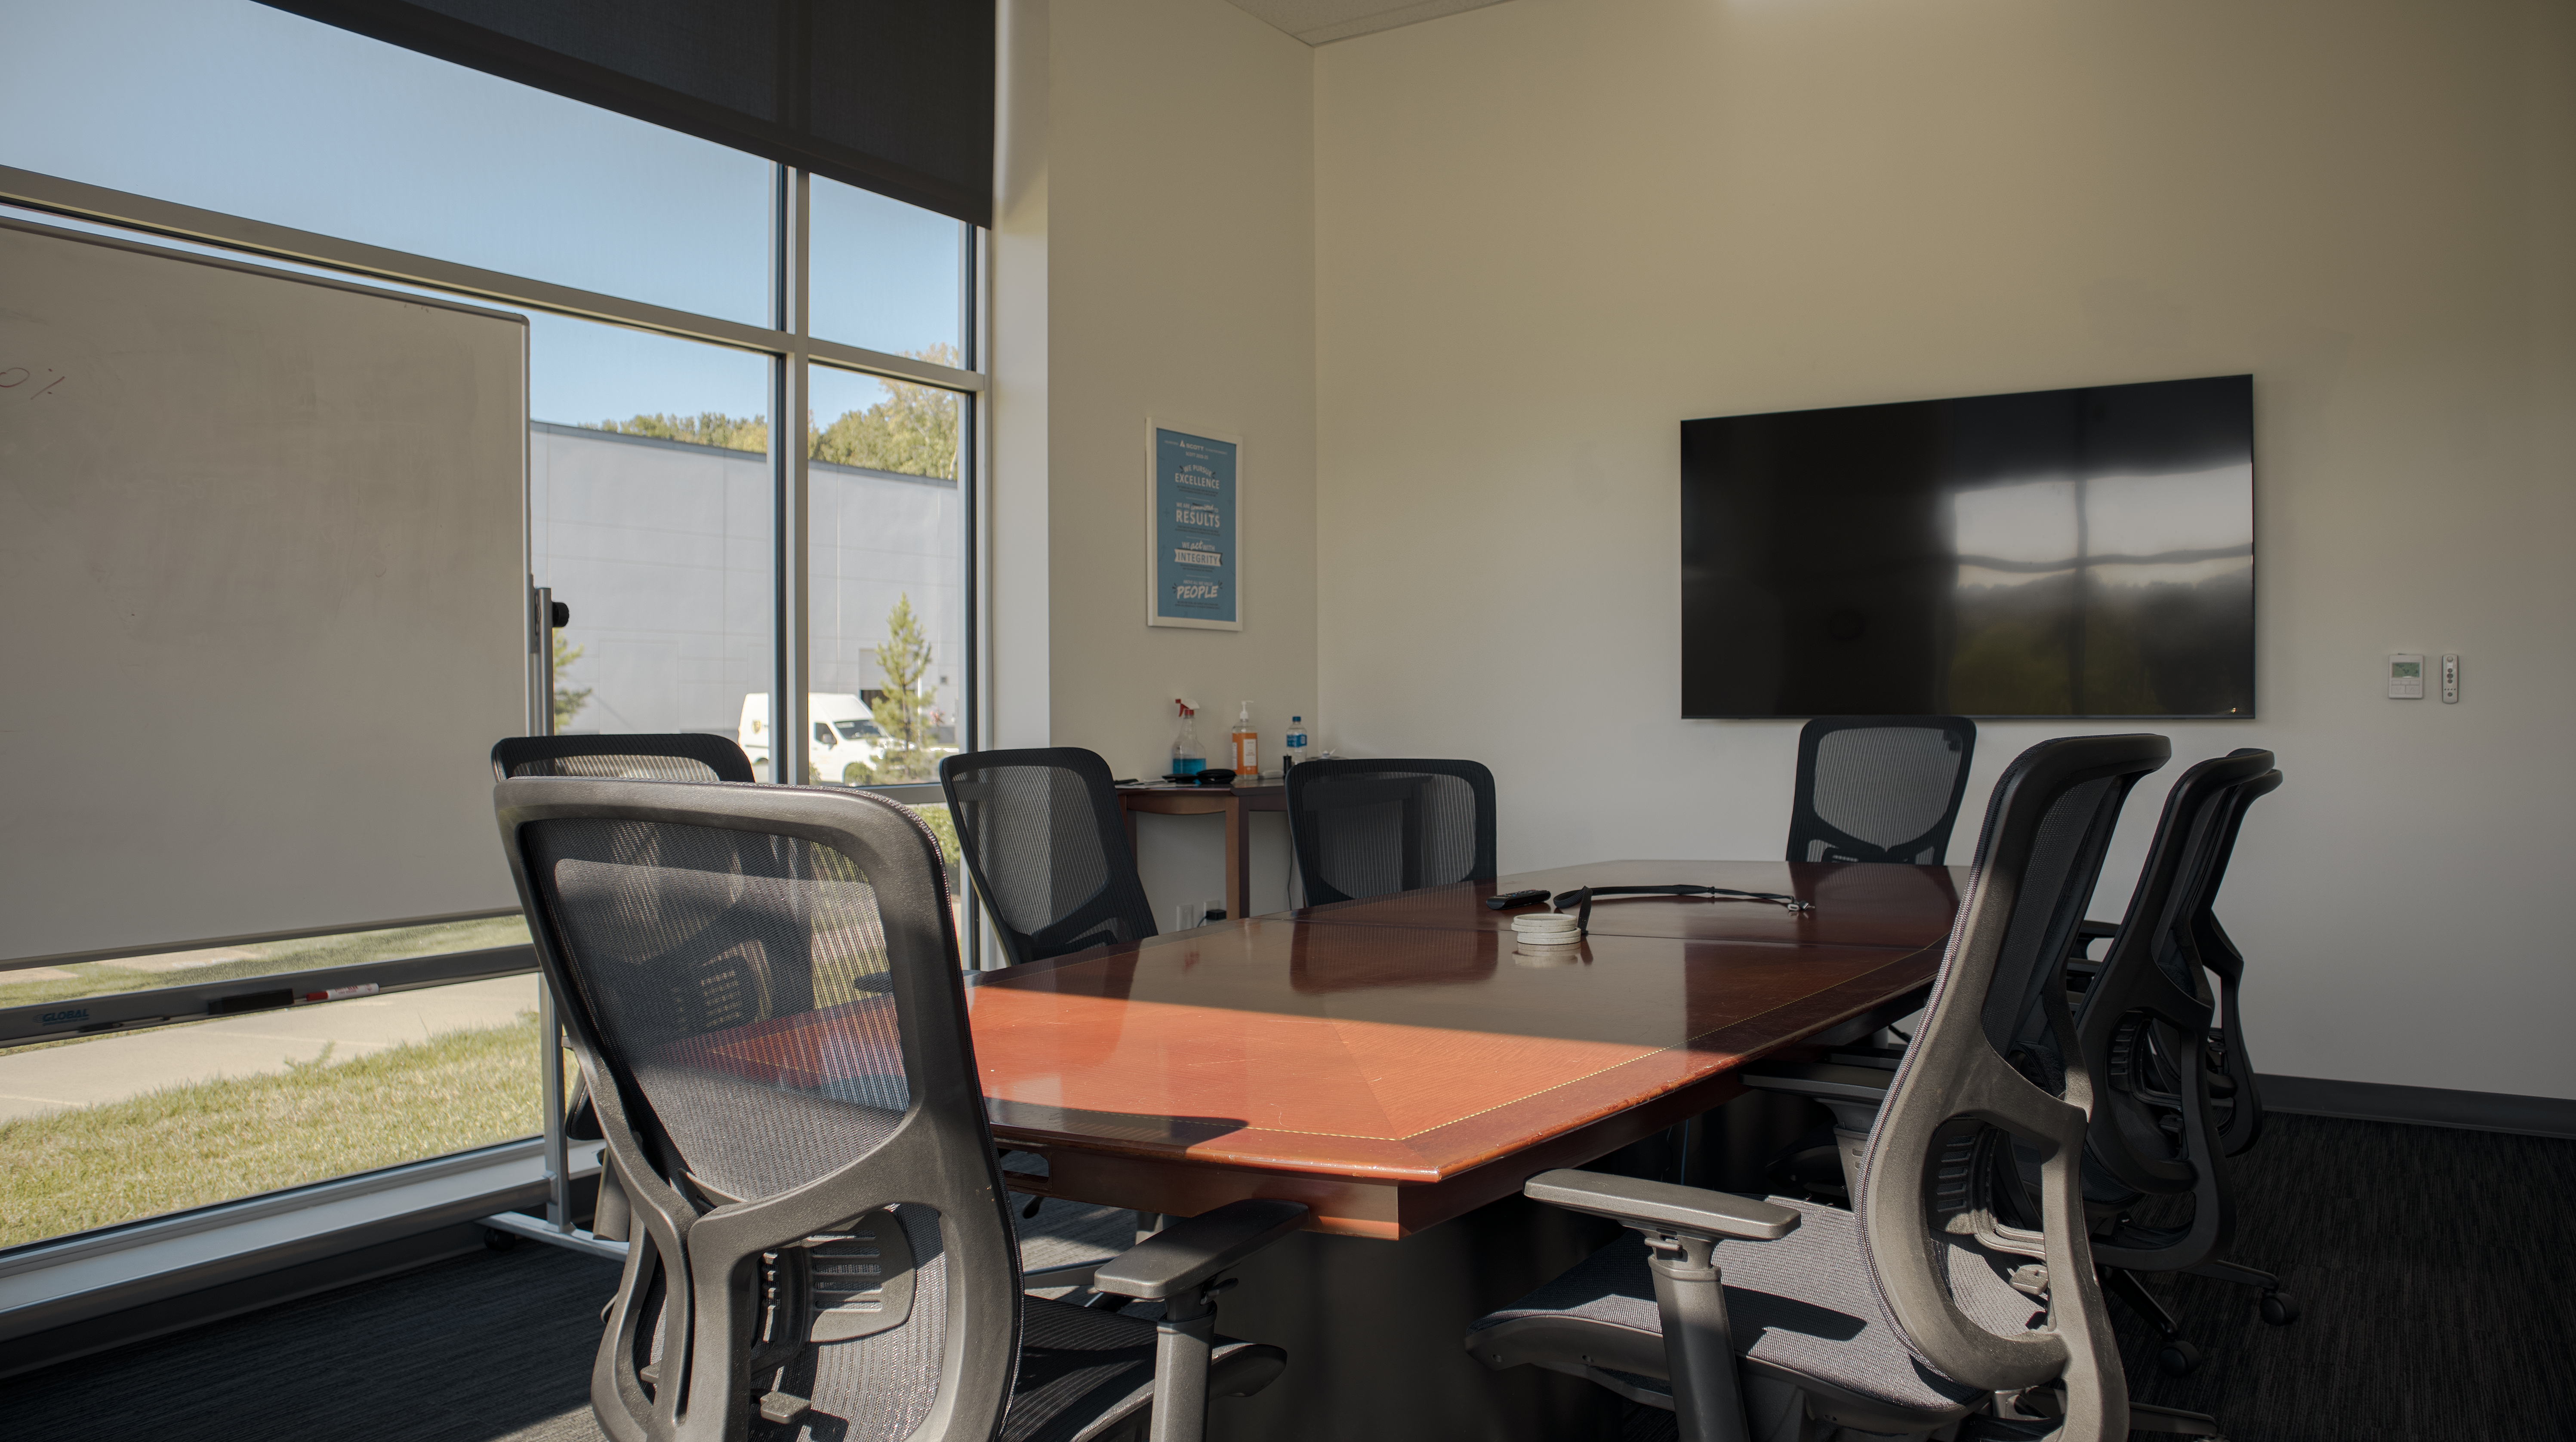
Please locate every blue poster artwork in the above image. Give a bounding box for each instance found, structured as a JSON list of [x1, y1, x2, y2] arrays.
[[1150, 425, 1239, 628]]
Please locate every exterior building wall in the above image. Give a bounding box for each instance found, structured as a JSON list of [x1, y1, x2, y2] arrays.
[[529, 421, 961, 736]]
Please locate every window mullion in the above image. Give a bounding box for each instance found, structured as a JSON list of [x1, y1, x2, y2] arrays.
[[773, 166, 813, 785]]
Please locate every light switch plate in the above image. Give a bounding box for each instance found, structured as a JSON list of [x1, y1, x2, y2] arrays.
[[2440, 653, 2459, 704], [2388, 653, 2424, 699]]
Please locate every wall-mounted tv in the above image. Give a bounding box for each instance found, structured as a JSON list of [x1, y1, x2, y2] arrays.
[[1681, 375, 2254, 719]]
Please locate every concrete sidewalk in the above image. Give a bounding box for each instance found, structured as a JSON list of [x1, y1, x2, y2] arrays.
[[0, 976, 541, 1124]]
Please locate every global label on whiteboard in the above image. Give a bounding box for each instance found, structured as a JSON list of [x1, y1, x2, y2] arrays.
[[1149, 424, 1241, 629]]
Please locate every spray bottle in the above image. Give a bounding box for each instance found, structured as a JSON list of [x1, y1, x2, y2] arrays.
[[1171, 699, 1205, 776], [1230, 701, 1259, 778]]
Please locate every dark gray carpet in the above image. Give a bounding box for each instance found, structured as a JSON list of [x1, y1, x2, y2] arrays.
[[0, 1239, 624, 1442], [2113, 1113, 2576, 1441], [2, 1116, 2566, 1440]]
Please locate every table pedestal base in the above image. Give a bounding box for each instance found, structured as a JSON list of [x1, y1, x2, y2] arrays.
[[1205, 1190, 1627, 1442]]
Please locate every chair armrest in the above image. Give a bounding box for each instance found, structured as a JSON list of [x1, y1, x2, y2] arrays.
[[1822, 1044, 1906, 1071], [1738, 1061, 1895, 1104], [1091, 1199, 1310, 1300], [1524, 1170, 1800, 1242]]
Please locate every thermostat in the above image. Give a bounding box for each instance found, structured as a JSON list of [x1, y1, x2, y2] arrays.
[[2387, 654, 2424, 699]]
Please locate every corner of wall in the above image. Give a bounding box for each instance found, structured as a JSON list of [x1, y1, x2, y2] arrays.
[[986, 0, 1051, 749]]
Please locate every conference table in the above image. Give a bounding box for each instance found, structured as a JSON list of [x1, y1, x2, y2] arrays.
[[964, 858, 1964, 1442]]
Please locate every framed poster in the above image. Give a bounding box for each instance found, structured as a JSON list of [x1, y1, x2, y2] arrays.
[[1146, 419, 1243, 630]]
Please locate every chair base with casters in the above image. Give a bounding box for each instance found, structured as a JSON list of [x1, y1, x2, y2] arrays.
[[2092, 1223, 2299, 1379]]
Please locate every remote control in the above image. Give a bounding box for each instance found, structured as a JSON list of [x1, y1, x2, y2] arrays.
[[1484, 888, 1552, 911]]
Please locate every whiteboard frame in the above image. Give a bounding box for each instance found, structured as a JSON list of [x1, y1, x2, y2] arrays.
[[0, 217, 533, 962]]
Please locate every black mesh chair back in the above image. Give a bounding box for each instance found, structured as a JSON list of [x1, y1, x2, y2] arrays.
[[495, 777, 1020, 1442], [1854, 732, 2168, 1434], [492, 733, 757, 784], [938, 747, 1156, 966], [1285, 758, 1497, 906], [1786, 716, 1977, 864], [2062, 753, 2280, 1292], [2191, 759, 2282, 1158], [2070, 750, 2277, 1199]]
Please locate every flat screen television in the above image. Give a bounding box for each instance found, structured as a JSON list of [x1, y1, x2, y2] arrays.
[[1681, 375, 2254, 719]]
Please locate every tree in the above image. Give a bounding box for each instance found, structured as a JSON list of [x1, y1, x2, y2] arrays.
[[584, 411, 769, 452], [870, 593, 941, 781], [575, 346, 961, 476], [811, 345, 961, 479], [551, 633, 592, 729]]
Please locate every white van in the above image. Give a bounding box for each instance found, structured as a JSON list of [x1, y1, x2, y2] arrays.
[[739, 693, 889, 785]]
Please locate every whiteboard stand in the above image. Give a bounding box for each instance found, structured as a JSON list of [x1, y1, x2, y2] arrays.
[[481, 587, 629, 1258]]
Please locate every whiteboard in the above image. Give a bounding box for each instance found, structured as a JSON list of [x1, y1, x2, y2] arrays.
[[0, 220, 528, 963]]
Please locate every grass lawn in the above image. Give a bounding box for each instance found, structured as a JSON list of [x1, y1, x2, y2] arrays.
[[0, 915, 535, 1013], [0, 1013, 542, 1250]]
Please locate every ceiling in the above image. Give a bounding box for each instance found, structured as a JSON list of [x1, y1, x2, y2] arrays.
[[1224, 0, 1516, 46]]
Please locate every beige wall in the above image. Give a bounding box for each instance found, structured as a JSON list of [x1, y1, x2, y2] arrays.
[[989, 0, 1319, 922], [1311, 0, 2576, 1097], [1045, 0, 1321, 780]]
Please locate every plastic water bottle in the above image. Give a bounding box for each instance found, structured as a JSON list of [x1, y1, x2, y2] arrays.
[[1171, 699, 1205, 776], [1282, 716, 1309, 770]]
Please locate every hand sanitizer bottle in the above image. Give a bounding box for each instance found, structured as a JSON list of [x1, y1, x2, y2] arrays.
[[1171, 699, 1205, 776], [1282, 716, 1309, 770], [1230, 701, 1259, 778]]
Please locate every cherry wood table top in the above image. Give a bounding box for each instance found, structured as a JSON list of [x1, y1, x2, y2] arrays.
[[956, 860, 1964, 1238]]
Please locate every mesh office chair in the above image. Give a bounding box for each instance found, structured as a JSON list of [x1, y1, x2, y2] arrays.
[[1750, 751, 2289, 1393], [1284, 758, 1497, 906], [1786, 716, 1978, 865], [2195, 765, 2281, 1159], [491, 732, 758, 784], [1468, 735, 2228, 1442], [939, 748, 1159, 967], [2068, 753, 2280, 1160], [2057, 752, 2291, 1375], [491, 731, 757, 1239], [493, 776, 1306, 1442]]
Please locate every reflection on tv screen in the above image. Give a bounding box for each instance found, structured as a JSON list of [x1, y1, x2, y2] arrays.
[[1680, 375, 2255, 719]]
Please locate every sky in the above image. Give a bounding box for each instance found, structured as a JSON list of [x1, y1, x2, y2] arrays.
[[0, 0, 965, 425]]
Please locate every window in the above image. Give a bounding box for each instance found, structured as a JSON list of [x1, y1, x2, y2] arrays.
[[0, 919, 541, 1251], [808, 362, 968, 784], [810, 174, 968, 358], [0, 0, 985, 1254], [3, 0, 773, 323], [528, 321, 773, 742]]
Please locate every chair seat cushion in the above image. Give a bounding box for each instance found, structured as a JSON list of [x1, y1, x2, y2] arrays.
[[1468, 1197, 1993, 1420], [1010, 1188, 1136, 1286]]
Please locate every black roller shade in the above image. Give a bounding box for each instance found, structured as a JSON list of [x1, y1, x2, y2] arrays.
[[258, 0, 994, 228]]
